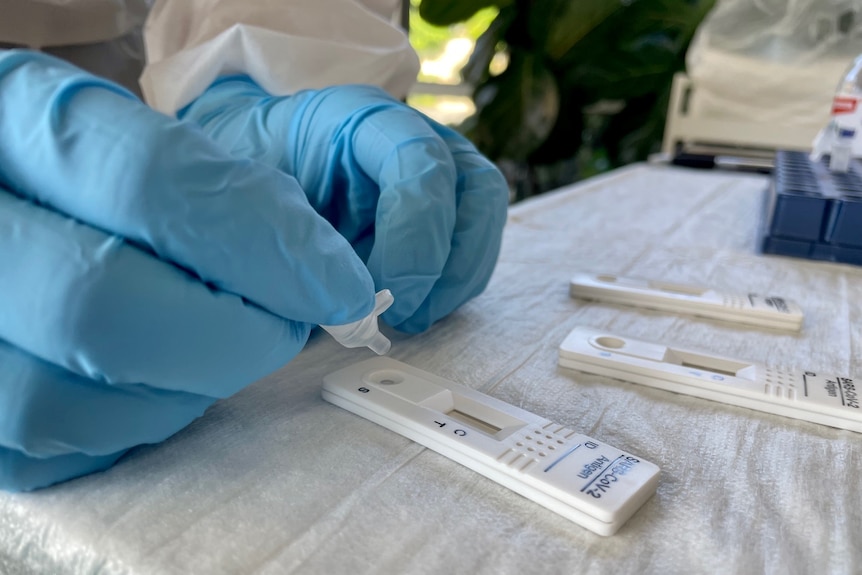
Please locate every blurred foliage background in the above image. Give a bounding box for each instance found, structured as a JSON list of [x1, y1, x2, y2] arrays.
[[409, 0, 716, 201]]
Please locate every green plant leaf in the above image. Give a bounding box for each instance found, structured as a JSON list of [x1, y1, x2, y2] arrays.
[[419, 0, 510, 27], [461, 9, 514, 86], [540, 0, 625, 61], [441, 0, 717, 198], [554, 0, 714, 98], [596, 92, 665, 167], [466, 52, 559, 161], [527, 87, 586, 165]]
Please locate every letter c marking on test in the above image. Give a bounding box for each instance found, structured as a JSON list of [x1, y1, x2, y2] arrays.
[[454, 429, 467, 437], [358, 387, 370, 393]]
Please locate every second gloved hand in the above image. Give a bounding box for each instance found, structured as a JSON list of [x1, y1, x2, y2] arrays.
[[180, 78, 510, 333], [0, 52, 376, 490]]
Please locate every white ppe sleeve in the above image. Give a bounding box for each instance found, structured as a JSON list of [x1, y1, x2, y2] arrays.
[[140, 0, 420, 116]]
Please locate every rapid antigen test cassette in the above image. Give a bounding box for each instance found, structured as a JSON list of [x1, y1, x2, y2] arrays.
[[559, 326, 862, 432], [323, 357, 660, 536], [569, 273, 803, 331]]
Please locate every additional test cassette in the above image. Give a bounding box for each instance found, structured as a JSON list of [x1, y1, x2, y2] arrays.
[[569, 273, 803, 331], [559, 326, 861, 432], [323, 357, 660, 536]]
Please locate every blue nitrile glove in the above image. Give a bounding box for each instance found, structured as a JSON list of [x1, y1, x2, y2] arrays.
[[180, 77, 509, 333], [0, 51, 376, 491]]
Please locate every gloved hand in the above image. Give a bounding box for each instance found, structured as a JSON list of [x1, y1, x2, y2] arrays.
[[179, 77, 509, 333], [0, 51, 376, 491]]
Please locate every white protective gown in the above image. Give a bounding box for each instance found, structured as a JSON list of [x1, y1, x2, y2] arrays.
[[0, 0, 420, 114]]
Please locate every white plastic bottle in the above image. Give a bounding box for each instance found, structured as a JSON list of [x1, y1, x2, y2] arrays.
[[812, 54, 862, 172]]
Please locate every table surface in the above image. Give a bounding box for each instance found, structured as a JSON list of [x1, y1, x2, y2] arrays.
[[2, 164, 860, 575]]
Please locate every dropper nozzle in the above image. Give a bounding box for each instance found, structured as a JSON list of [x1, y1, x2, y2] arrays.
[[320, 290, 394, 355]]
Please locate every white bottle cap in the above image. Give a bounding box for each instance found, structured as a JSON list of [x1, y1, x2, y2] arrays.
[[320, 290, 394, 355]]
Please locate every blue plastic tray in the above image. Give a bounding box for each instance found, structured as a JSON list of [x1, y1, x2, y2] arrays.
[[761, 151, 862, 264]]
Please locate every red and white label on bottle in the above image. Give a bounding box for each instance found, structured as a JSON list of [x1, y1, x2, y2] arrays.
[[833, 96, 859, 114]]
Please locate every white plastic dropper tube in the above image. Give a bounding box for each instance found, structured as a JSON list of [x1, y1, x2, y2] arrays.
[[831, 128, 855, 173], [320, 290, 394, 355]]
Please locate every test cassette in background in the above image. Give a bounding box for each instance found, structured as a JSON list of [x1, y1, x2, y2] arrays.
[[570, 273, 803, 331], [559, 326, 861, 432]]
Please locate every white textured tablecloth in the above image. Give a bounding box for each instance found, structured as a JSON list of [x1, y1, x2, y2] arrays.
[[2, 164, 861, 574]]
